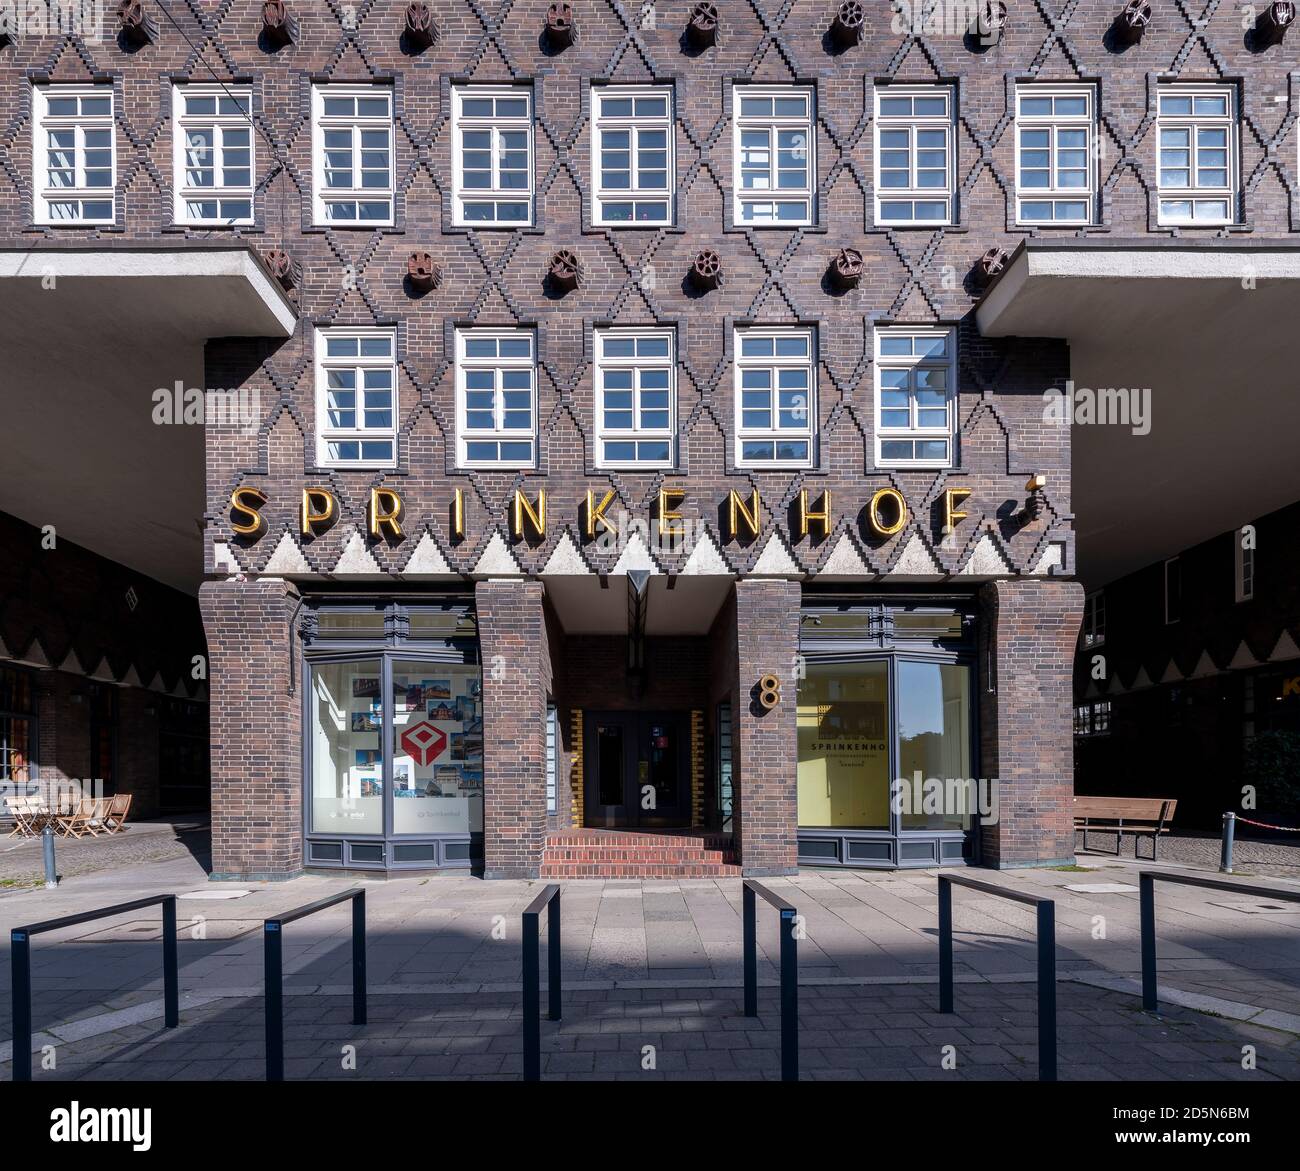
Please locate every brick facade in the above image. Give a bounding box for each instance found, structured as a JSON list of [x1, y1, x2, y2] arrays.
[[476, 579, 551, 878], [979, 578, 1084, 868], [732, 579, 801, 875], [198, 578, 302, 879]]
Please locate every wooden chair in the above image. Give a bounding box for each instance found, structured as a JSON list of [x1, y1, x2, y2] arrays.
[[103, 793, 133, 833], [5, 795, 46, 837], [56, 797, 111, 838]]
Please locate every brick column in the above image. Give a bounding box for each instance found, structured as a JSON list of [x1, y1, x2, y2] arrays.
[[978, 578, 1084, 868], [476, 579, 549, 879], [733, 579, 800, 876], [198, 578, 303, 880]]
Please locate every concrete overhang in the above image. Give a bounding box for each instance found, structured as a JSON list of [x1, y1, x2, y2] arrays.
[[976, 238, 1300, 589], [0, 241, 297, 594]]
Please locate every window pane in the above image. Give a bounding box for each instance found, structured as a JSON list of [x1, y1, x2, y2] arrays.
[[897, 660, 972, 830], [310, 660, 384, 834]]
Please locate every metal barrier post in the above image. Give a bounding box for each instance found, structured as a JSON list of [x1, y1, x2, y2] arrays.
[[352, 891, 367, 1027], [547, 889, 562, 1023], [265, 920, 284, 1082], [779, 906, 798, 1082], [42, 823, 58, 889], [1220, 812, 1236, 874], [11, 929, 32, 1082], [1036, 901, 1057, 1082], [1139, 872, 1157, 1012], [742, 882, 757, 1018], [522, 909, 540, 1081], [938, 876, 954, 1013], [162, 896, 179, 1029]]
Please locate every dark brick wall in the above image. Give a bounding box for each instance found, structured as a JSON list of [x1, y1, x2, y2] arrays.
[[979, 577, 1084, 868], [198, 578, 302, 879], [732, 578, 800, 875], [1074, 499, 1300, 828], [476, 578, 549, 877]]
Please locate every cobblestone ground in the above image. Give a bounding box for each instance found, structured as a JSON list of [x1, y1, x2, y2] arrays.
[[3, 982, 1295, 1082], [1076, 830, 1300, 878], [0, 820, 209, 886]]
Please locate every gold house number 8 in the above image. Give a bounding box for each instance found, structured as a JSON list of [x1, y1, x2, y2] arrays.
[[758, 674, 781, 710]]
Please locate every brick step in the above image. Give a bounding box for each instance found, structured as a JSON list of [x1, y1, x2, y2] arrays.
[[540, 862, 744, 878], [545, 834, 733, 850], [542, 848, 736, 861]]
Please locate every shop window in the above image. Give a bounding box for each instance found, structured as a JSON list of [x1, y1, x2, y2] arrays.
[[1156, 86, 1235, 226], [452, 86, 533, 226], [1083, 591, 1106, 647], [312, 84, 394, 226], [796, 660, 890, 830], [315, 328, 397, 468], [173, 84, 254, 225], [897, 661, 972, 830], [33, 84, 115, 225], [592, 86, 674, 226], [546, 702, 558, 815], [717, 701, 733, 831], [595, 328, 675, 468], [1164, 556, 1181, 624], [875, 85, 955, 225], [734, 326, 816, 467], [875, 327, 956, 467], [311, 659, 385, 835], [733, 86, 815, 225], [0, 665, 37, 793], [1235, 530, 1255, 603], [1015, 84, 1095, 225]]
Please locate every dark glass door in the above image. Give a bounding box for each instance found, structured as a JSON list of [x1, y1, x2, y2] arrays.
[[585, 711, 690, 827]]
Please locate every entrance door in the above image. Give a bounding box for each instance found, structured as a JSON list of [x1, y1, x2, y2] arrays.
[[585, 712, 690, 827]]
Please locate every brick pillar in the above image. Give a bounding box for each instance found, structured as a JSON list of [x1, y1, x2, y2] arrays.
[[733, 579, 799, 876], [198, 578, 302, 880], [978, 578, 1084, 868], [476, 579, 549, 879]]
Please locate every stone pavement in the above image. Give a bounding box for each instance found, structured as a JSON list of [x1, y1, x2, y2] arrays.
[[0, 847, 1297, 1080]]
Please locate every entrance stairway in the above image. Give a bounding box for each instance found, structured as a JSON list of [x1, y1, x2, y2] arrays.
[[540, 828, 740, 878]]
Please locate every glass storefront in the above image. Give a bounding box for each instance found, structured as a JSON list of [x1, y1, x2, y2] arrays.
[[796, 597, 977, 868], [302, 599, 481, 872]]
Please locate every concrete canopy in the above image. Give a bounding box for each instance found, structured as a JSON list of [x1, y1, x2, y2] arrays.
[[0, 242, 296, 593], [977, 239, 1300, 590]]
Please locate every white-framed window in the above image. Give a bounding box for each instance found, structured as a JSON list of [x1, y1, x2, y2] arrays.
[[734, 326, 816, 467], [592, 86, 674, 226], [315, 327, 397, 468], [32, 84, 115, 225], [1083, 591, 1106, 647], [1234, 528, 1255, 603], [1015, 85, 1095, 225], [1157, 86, 1235, 226], [311, 84, 394, 226], [733, 86, 815, 226], [595, 328, 675, 468], [452, 86, 533, 227], [874, 327, 956, 467], [1164, 556, 1181, 625], [545, 701, 558, 815], [455, 328, 537, 468], [874, 85, 954, 225], [172, 84, 254, 226]]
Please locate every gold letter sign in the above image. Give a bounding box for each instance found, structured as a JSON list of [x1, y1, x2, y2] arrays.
[[942, 487, 972, 536], [728, 489, 761, 540], [368, 488, 405, 539], [868, 487, 907, 537], [230, 486, 268, 537], [585, 489, 616, 540], [512, 490, 546, 540], [658, 488, 686, 539], [797, 489, 831, 539], [301, 488, 336, 536]]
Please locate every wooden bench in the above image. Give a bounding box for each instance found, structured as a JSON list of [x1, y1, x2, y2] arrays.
[[1074, 796, 1177, 861]]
